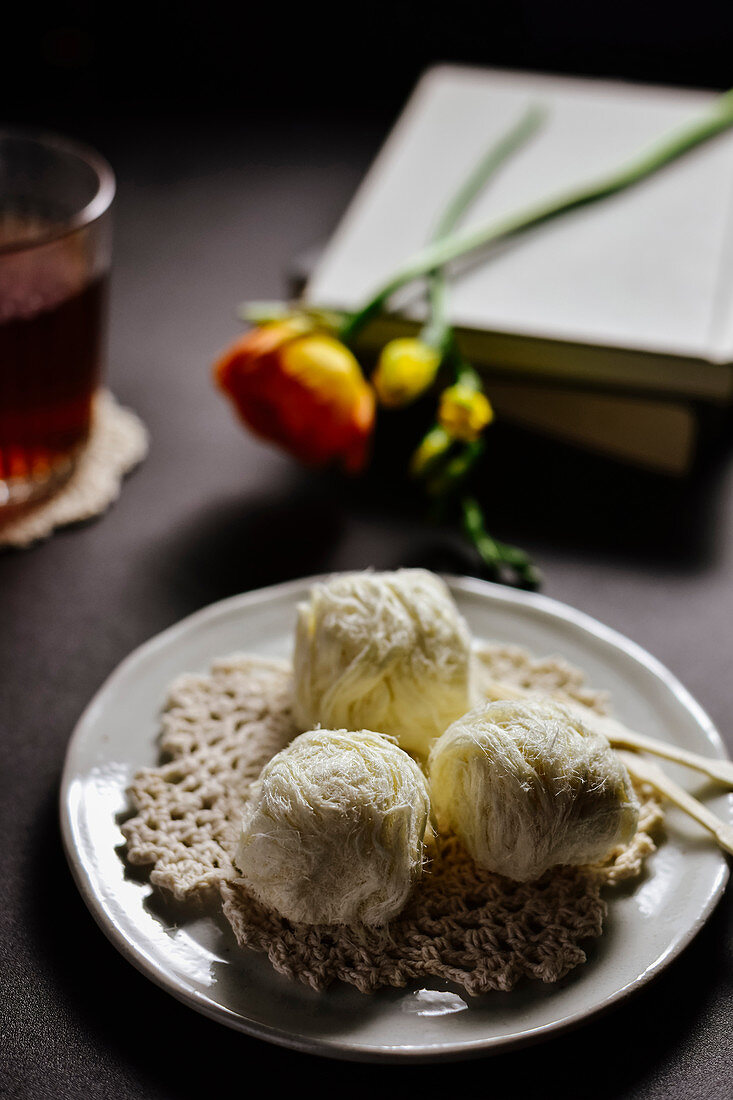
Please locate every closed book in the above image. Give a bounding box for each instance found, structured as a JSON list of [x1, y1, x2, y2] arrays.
[[305, 65, 733, 404]]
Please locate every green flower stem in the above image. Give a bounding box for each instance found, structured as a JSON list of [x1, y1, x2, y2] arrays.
[[342, 88, 733, 343], [239, 302, 345, 331], [426, 440, 485, 497], [453, 357, 482, 391], [240, 110, 545, 347], [238, 301, 295, 324], [409, 425, 453, 477], [461, 495, 541, 589], [422, 104, 546, 350], [409, 112, 546, 586]]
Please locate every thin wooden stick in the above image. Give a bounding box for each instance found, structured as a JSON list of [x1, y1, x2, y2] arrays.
[[476, 676, 733, 787], [616, 751, 733, 856]]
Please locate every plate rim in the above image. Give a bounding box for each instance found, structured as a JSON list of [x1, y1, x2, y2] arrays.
[[59, 573, 732, 1062]]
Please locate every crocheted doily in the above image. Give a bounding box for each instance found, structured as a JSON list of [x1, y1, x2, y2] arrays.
[[122, 646, 663, 996], [0, 390, 148, 549]]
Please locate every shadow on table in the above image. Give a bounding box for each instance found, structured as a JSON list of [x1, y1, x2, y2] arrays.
[[142, 479, 347, 611], [146, 414, 733, 620], [22, 781, 733, 1096], [368, 412, 733, 574]]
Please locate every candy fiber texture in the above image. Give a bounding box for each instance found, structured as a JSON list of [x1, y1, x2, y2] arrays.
[[234, 728, 431, 925], [429, 699, 640, 882], [125, 649, 663, 993], [293, 569, 473, 757]]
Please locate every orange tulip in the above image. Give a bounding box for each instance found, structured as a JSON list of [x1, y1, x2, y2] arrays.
[[214, 320, 376, 473]]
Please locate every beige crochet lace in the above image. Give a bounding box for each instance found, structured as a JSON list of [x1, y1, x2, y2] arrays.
[[122, 646, 663, 995]]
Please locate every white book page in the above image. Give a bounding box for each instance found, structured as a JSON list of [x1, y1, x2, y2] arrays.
[[307, 67, 733, 361]]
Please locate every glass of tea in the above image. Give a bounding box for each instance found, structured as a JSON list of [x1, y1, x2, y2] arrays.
[[0, 131, 115, 508]]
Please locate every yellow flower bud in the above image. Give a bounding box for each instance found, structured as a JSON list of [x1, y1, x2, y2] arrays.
[[410, 426, 452, 477], [371, 338, 441, 408], [438, 383, 494, 442]]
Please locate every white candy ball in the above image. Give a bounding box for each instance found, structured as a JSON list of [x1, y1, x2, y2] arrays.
[[293, 569, 472, 757], [429, 699, 639, 881], [235, 728, 431, 925]]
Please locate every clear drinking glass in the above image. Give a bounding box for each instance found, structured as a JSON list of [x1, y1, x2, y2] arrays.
[[0, 131, 115, 507]]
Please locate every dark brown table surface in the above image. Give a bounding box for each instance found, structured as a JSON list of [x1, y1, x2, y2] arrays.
[[2, 113, 732, 1097]]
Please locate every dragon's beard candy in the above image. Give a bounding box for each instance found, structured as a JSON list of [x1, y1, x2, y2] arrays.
[[293, 570, 472, 757], [429, 699, 640, 882], [235, 728, 431, 925]]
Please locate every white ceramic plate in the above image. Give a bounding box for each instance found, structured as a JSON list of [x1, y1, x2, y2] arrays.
[[60, 576, 732, 1062]]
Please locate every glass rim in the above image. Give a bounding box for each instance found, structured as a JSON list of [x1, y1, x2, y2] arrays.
[[0, 127, 116, 256]]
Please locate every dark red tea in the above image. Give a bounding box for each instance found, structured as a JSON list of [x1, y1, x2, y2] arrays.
[[0, 226, 106, 493]]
